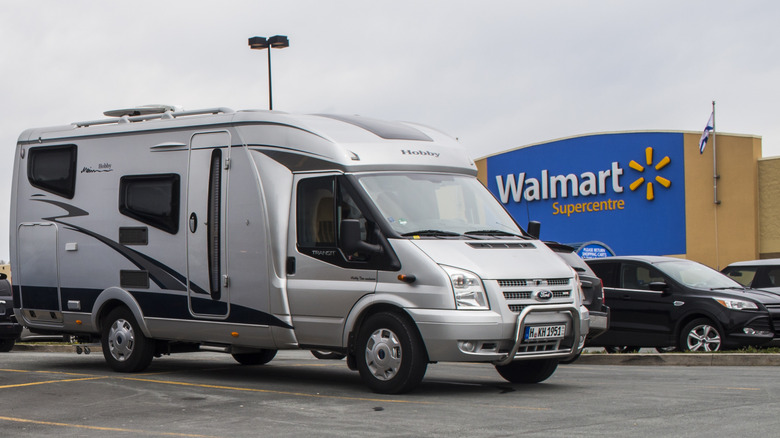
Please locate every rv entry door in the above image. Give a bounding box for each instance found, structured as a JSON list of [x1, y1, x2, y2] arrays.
[[186, 131, 231, 318]]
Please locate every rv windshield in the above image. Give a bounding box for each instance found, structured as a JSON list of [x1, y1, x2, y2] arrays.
[[357, 173, 523, 237]]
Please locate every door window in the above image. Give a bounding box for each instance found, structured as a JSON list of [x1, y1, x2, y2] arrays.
[[297, 177, 337, 248], [620, 264, 664, 290], [754, 267, 780, 288], [589, 262, 619, 288], [296, 176, 374, 263]]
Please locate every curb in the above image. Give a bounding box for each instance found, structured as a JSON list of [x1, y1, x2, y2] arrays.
[[10, 344, 780, 365], [575, 353, 780, 366]]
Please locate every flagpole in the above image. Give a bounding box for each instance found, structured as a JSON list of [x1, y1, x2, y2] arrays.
[[712, 100, 719, 205], [712, 100, 720, 269]]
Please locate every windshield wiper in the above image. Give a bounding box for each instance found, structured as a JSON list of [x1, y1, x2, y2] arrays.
[[710, 286, 746, 291], [402, 230, 461, 237], [464, 230, 523, 238]]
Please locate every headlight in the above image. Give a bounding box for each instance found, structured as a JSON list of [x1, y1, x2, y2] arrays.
[[713, 298, 759, 310], [442, 266, 489, 310]]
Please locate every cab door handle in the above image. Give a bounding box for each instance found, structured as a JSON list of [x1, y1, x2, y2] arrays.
[[286, 257, 296, 275]]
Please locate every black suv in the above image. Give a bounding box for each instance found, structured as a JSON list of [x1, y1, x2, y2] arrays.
[[546, 242, 609, 341], [0, 274, 22, 352], [586, 256, 780, 351]]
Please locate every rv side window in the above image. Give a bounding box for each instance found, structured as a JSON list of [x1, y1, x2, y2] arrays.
[[119, 174, 181, 234], [27, 144, 77, 199]]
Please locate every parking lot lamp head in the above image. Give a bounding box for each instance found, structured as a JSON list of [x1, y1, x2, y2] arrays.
[[248, 35, 289, 110]]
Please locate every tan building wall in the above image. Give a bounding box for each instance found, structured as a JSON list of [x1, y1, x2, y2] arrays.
[[476, 131, 767, 270], [0, 264, 10, 283], [682, 133, 762, 269], [759, 156, 780, 258]]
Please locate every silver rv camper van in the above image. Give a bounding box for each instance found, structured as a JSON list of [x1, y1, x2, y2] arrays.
[[11, 106, 588, 393]]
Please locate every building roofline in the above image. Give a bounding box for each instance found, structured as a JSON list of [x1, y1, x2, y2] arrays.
[[476, 129, 762, 160]]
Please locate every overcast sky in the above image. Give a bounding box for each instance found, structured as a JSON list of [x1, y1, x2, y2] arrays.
[[1, 0, 779, 262]]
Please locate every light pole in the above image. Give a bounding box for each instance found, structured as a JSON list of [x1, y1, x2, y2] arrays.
[[248, 35, 289, 110]]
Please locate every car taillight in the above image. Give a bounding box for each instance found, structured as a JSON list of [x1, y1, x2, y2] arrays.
[[600, 279, 605, 303]]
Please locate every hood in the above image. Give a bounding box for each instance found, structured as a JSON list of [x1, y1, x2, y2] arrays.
[[742, 287, 780, 304], [408, 239, 573, 280], [706, 287, 780, 305]]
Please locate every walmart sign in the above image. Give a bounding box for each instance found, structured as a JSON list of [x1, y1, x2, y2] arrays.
[[486, 132, 686, 255]]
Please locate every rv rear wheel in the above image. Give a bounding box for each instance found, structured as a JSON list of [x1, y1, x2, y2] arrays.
[[101, 307, 155, 373], [495, 358, 559, 384], [356, 312, 428, 394], [0, 339, 14, 352], [232, 349, 277, 365]]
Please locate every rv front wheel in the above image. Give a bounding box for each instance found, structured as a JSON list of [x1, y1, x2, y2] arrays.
[[101, 307, 154, 373], [495, 358, 559, 384], [356, 312, 428, 394], [232, 349, 277, 365]]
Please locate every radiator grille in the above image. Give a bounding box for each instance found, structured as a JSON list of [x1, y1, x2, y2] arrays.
[[498, 278, 569, 287], [498, 277, 573, 313]]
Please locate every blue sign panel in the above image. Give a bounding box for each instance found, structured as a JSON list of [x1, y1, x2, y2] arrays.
[[486, 132, 686, 256], [577, 242, 615, 259]]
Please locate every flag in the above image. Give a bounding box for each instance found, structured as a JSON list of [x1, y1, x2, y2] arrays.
[[699, 112, 714, 154]]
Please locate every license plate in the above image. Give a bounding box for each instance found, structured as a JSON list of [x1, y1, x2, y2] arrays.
[[524, 325, 566, 340]]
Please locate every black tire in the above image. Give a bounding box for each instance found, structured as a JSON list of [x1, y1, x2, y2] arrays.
[[495, 358, 559, 384], [0, 338, 14, 352], [655, 346, 677, 353], [100, 307, 155, 372], [311, 350, 346, 360], [356, 312, 428, 394], [232, 349, 277, 365], [679, 318, 722, 352], [604, 346, 641, 353]]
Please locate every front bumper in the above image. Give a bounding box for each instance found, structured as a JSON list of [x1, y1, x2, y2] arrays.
[[407, 303, 585, 364]]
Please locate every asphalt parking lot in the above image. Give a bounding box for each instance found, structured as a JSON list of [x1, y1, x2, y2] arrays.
[[2, 348, 780, 437]]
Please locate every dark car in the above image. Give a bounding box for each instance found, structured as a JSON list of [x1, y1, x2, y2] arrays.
[[586, 256, 780, 352], [546, 242, 609, 341], [721, 258, 780, 294], [0, 274, 22, 352]]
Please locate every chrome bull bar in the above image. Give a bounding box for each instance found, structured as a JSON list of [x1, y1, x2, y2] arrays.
[[494, 303, 582, 366]]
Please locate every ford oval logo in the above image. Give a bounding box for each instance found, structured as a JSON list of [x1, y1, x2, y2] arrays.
[[535, 290, 553, 301]]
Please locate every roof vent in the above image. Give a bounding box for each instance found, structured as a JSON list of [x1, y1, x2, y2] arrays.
[[103, 104, 181, 117]]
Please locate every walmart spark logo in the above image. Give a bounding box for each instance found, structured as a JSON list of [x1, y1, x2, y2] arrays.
[[628, 147, 671, 201]]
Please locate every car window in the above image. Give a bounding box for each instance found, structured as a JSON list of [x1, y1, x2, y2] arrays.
[[620, 264, 664, 290], [588, 262, 619, 288], [754, 267, 780, 288], [722, 267, 756, 287], [767, 268, 780, 287]]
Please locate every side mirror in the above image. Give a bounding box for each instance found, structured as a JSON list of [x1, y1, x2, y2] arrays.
[[648, 281, 669, 293], [340, 219, 382, 255], [527, 221, 541, 239]]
